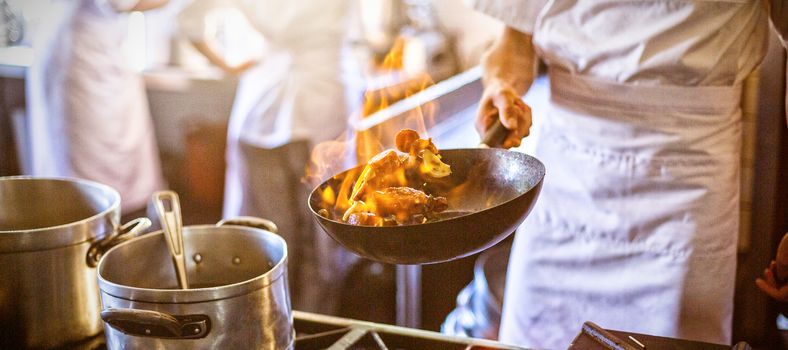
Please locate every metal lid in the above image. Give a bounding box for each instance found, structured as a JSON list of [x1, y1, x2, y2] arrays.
[[0, 177, 120, 252]]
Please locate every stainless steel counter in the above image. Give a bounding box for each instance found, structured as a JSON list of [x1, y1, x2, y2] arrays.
[[0, 46, 32, 79], [142, 66, 237, 156]]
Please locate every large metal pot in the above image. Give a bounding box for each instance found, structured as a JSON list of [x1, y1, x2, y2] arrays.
[[0, 177, 150, 349], [97, 217, 293, 349]]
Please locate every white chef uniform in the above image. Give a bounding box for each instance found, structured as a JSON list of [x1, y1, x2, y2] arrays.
[[26, 0, 165, 213], [469, 0, 786, 348], [178, 0, 362, 313]]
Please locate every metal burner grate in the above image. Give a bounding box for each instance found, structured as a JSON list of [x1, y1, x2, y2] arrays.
[[293, 311, 522, 350], [52, 312, 743, 350]]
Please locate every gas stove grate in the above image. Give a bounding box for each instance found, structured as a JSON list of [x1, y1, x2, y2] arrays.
[[293, 311, 521, 350], [54, 311, 523, 350]]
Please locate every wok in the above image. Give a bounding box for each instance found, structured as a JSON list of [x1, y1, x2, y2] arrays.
[[308, 145, 545, 265]]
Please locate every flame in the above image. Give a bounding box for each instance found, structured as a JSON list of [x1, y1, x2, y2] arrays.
[[305, 34, 441, 224], [320, 186, 335, 206], [356, 36, 436, 164], [334, 168, 358, 211], [305, 138, 350, 186]]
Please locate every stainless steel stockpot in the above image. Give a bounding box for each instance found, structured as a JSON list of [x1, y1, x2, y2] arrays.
[[0, 177, 150, 349], [97, 217, 294, 349]]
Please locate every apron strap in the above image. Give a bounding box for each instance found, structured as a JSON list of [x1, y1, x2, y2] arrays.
[[548, 67, 742, 115]]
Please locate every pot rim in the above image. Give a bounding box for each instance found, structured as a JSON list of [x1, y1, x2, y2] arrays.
[[97, 224, 289, 303], [0, 176, 120, 252]]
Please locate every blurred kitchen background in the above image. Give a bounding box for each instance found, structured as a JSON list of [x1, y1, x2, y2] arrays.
[[0, 0, 504, 220], [0, 0, 785, 347], [0, 0, 509, 333]]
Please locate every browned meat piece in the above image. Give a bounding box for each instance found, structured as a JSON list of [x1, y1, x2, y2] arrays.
[[350, 149, 407, 201], [430, 195, 449, 213], [394, 129, 450, 179], [346, 212, 379, 226], [341, 129, 452, 226], [345, 211, 401, 226], [371, 187, 448, 224], [395, 129, 438, 155], [366, 149, 402, 174], [395, 129, 420, 153]]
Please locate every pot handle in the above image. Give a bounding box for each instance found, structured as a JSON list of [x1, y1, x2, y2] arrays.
[[101, 308, 210, 339], [86, 218, 152, 267], [217, 216, 278, 234]]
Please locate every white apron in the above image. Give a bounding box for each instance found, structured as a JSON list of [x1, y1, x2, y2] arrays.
[[177, 0, 362, 313], [177, 0, 360, 217], [26, 0, 164, 213], [502, 68, 743, 347], [467, 0, 772, 348]]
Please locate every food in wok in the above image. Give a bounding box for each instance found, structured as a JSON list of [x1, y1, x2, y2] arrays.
[[309, 124, 546, 264], [321, 129, 452, 226], [309, 147, 546, 264]]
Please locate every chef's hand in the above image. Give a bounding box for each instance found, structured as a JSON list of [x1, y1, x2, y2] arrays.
[[476, 26, 537, 149], [756, 260, 788, 303], [757, 232, 788, 302], [476, 81, 532, 149]]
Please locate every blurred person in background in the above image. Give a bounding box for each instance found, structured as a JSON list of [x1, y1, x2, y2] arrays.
[[26, 0, 168, 217], [177, 0, 362, 314], [470, 0, 788, 348]]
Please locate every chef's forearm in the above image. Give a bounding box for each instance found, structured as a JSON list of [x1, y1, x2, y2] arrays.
[[190, 40, 232, 71], [131, 0, 170, 12], [481, 26, 537, 96], [107, 0, 168, 12]]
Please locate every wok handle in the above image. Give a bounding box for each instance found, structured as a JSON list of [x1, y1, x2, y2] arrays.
[[86, 218, 152, 268], [479, 119, 508, 149], [101, 308, 210, 339], [217, 216, 279, 234]]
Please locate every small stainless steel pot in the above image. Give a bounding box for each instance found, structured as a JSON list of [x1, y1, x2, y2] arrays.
[[0, 177, 150, 349], [97, 217, 293, 349]]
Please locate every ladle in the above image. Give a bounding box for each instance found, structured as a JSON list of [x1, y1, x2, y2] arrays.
[[153, 191, 189, 289]]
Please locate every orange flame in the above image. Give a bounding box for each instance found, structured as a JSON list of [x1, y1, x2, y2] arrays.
[[305, 35, 440, 224]]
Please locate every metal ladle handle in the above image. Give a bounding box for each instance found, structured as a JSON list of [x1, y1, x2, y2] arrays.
[[153, 191, 189, 289]]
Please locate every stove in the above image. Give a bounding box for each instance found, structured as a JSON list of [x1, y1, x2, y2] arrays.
[[291, 311, 522, 350], [58, 312, 745, 350], [58, 310, 525, 350]]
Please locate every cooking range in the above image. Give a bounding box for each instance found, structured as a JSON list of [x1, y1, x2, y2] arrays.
[[60, 310, 742, 350], [60, 311, 524, 350], [3, 179, 751, 350], [1, 178, 752, 350]]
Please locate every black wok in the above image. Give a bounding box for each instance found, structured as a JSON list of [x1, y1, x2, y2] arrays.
[[308, 147, 545, 265]]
